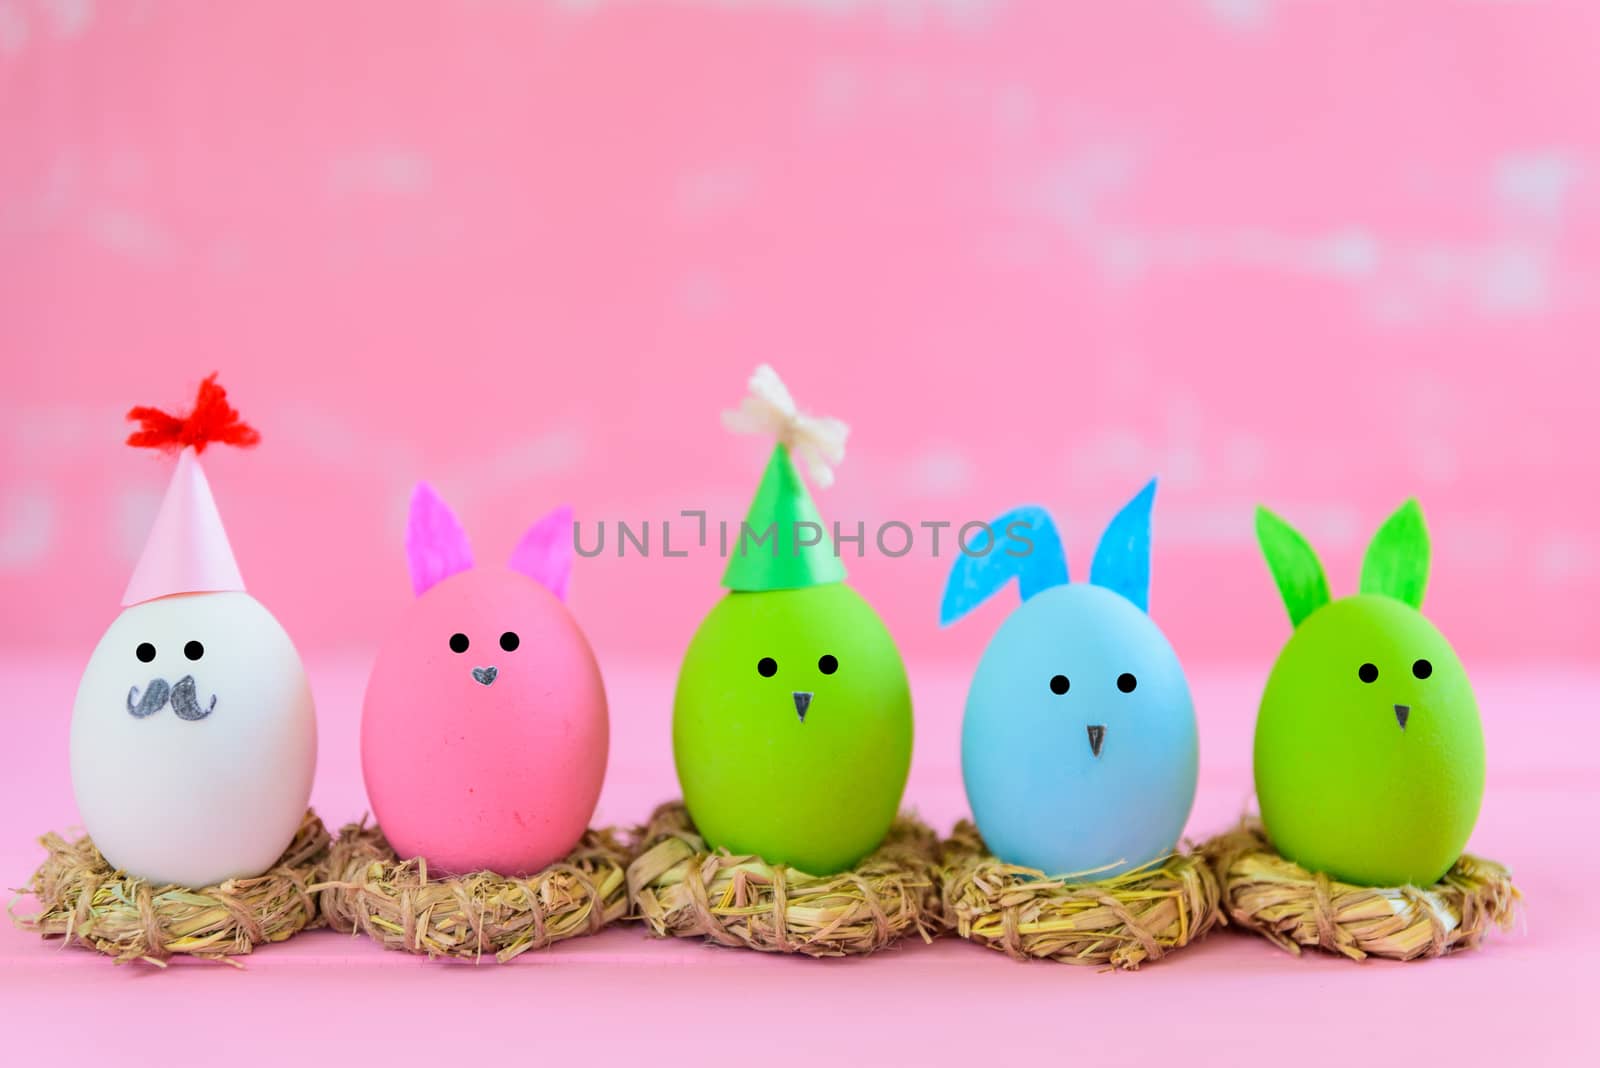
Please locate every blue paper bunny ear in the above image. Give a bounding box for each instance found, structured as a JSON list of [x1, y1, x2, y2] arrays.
[[939, 506, 1069, 626], [1088, 479, 1157, 613]]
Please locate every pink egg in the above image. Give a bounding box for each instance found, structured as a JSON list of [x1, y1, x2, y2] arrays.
[[360, 486, 608, 876]]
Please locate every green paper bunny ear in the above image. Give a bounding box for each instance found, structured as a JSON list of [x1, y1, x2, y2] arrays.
[[1359, 498, 1430, 609], [1255, 505, 1331, 627]]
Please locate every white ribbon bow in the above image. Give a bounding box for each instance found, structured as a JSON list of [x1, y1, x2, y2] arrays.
[[721, 365, 850, 489]]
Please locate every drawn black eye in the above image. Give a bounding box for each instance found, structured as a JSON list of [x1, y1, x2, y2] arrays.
[[1117, 672, 1137, 693], [135, 642, 156, 663], [818, 654, 838, 675], [1412, 658, 1432, 680], [449, 633, 470, 654], [1359, 662, 1379, 683], [757, 657, 778, 678], [1049, 674, 1070, 695], [184, 640, 204, 661], [500, 631, 520, 652]]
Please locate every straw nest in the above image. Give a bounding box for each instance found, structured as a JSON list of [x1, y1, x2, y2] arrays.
[[1201, 822, 1520, 961], [9, 809, 329, 966], [627, 801, 942, 956], [940, 820, 1223, 970], [313, 820, 630, 962]]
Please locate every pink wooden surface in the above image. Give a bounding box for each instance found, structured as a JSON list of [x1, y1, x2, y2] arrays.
[[3, 656, 1594, 1064]]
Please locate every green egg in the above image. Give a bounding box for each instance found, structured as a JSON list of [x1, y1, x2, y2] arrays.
[[1256, 595, 1484, 886], [1253, 500, 1485, 888], [673, 583, 913, 875]]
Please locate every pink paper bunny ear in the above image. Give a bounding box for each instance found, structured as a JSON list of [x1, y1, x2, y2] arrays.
[[508, 505, 574, 602], [406, 482, 474, 597]]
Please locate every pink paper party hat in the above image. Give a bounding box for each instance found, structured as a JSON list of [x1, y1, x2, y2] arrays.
[[121, 375, 259, 607]]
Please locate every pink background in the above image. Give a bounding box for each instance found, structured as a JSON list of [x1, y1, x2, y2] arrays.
[[3, 0, 1597, 667], [0, 2, 1594, 1063]]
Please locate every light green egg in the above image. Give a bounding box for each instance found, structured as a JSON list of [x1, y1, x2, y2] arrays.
[[1253, 500, 1485, 888], [673, 583, 913, 875], [1256, 595, 1484, 886]]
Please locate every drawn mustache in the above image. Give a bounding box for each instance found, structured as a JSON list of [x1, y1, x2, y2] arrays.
[[126, 678, 170, 718], [172, 675, 218, 721], [125, 676, 217, 721]]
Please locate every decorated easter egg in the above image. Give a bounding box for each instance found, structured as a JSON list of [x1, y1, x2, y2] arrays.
[[71, 377, 317, 887], [361, 485, 607, 876], [674, 583, 913, 875], [944, 483, 1198, 878], [1253, 501, 1485, 887], [673, 367, 912, 876], [72, 592, 317, 887]]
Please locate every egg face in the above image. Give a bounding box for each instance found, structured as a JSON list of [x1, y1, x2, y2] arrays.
[[962, 584, 1197, 878], [673, 583, 912, 875], [361, 566, 608, 876], [70, 592, 317, 887], [1255, 594, 1483, 887]]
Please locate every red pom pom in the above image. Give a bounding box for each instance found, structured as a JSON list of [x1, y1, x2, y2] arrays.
[[126, 374, 260, 455]]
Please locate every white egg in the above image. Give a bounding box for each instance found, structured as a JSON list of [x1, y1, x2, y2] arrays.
[[70, 591, 317, 887]]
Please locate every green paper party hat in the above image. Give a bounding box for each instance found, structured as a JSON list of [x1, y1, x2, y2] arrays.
[[723, 443, 846, 591], [720, 366, 850, 593]]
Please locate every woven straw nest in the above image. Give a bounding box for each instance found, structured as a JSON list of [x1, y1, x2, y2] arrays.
[[313, 820, 630, 962], [940, 820, 1223, 970], [9, 809, 329, 966], [1201, 822, 1520, 961], [627, 801, 942, 957]]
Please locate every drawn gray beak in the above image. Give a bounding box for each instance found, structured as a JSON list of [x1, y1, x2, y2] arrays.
[[1087, 724, 1106, 758], [793, 691, 813, 724], [1394, 704, 1410, 730], [472, 666, 498, 687]]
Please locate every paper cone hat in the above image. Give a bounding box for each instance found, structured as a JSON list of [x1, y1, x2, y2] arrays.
[[720, 366, 850, 593], [121, 374, 259, 607], [722, 443, 847, 592], [123, 448, 245, 606]]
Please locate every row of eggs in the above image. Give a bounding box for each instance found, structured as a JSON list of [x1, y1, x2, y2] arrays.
[[70, 484, 1485, 892]]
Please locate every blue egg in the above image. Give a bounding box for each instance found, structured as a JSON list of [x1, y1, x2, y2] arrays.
[[962, 583, 1196, 877], [942, 480, 1198, 878]]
